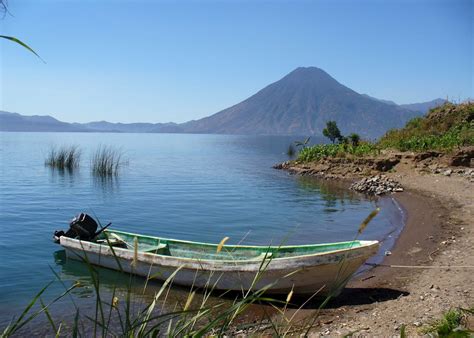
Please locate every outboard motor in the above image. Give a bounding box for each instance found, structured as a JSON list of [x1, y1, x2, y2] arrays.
[[54, 213, 99, 243]]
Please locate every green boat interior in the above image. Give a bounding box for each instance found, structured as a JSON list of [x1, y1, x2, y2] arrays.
[[94, 230, 363, 261]]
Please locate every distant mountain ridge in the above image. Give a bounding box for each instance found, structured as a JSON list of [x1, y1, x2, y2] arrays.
[[0, 67, 446, 138], [77, 121, 180, 133], [0, 111, 88, 132]]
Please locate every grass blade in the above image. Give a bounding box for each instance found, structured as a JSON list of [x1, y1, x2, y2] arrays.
[[0, 35, 45, 62]]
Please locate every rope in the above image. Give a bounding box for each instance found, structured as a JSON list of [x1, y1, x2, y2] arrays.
[[365, 263, 474, 269]]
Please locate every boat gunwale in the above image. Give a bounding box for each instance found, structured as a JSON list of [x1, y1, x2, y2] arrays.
[[61, 229, 379, 265], [104, 229, 378, 251]]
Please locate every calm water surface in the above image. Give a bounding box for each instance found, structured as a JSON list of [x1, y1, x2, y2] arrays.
[[0, 132, 404, 326]]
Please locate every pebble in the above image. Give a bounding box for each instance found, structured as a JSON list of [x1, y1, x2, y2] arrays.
[[443, 169, 452, 176]]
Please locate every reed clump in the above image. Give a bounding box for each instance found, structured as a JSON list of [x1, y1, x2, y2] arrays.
[[91, 146, 125, 177], [45, 146, 81, 170]]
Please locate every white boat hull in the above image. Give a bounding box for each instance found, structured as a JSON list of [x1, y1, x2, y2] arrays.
[[60, 237, 379, 296]]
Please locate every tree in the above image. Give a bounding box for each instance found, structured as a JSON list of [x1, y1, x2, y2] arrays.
[[348, 133, 361, 146], [322, 121, 342, 144]]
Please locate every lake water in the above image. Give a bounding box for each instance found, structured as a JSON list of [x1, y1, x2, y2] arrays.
[[0, 132, 404, 327]]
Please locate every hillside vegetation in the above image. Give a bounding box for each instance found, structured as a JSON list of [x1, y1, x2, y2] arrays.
[[298, 102, 474, 162], [378, 102, 473, 151]]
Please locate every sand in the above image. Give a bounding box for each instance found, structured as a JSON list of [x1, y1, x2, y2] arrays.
[[279, 165, 474, 336]]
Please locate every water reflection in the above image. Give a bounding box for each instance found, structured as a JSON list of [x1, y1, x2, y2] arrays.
[[296, 176, 374, 209], [92, 175, 120, 195], [52, 250, 231, 311], [48, 167, 80, 187]]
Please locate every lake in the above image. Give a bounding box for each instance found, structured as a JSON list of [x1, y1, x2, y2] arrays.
[[0, 132, 404, 327]]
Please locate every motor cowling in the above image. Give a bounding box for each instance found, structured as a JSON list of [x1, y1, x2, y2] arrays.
[[54, 213, 99, 243]]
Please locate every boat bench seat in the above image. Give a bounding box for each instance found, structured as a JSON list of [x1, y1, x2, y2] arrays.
[[142, 243, 170, 255], [252, 252, 273, 261], [96, 238, 127, 247]]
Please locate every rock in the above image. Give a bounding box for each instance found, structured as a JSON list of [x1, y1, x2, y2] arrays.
[[273, 161, 291, 169], [374, 157, 400, 171], [414, 151, 441, 161], [448, 147, 474, 167], [350, 175, 403, 195], [443, 169, 452, 176]]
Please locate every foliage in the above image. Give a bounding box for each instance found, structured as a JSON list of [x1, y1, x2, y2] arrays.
[[45, 145, 81, 171], [422, 308, 473, 337], [0, 35, 45, 62], [298, 141, 378, 162], [294, 137, 311, 148], [298, 103, 473, 163], [378, 102, 474, 152], [380, 125, 473, 152], [0, 248, 309, 337], [348, 133, 361, 147], [91, 146, 125, 177], [322, 121, 343, 144]]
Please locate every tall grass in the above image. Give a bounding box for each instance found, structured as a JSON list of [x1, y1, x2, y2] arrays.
[[91, 146, 125, 177], [45, 146, 81, 170], [1, 210, 380, 337]]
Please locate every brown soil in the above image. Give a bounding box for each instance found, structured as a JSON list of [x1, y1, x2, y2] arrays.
[[273, 152, 474, 336]]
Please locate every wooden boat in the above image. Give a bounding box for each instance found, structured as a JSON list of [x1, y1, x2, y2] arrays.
[[59, 229, 379, 296]]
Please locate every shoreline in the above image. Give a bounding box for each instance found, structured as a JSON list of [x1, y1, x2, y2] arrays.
[[349, 188, 450, 290], [275, 161, 473, 335]]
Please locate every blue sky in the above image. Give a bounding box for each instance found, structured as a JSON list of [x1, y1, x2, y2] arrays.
[[0, 0, 472, 123]]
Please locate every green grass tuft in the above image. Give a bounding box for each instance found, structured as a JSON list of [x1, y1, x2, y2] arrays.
[[91, 146, 125, 177], [45, 145, 81, 171], [422, 308, 473, 337]]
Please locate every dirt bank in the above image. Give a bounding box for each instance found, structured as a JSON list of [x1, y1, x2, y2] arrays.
[[276, 156, 473, 336]]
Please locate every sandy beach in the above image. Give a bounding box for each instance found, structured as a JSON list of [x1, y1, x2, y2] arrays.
[[277, 161, 473, 335]]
